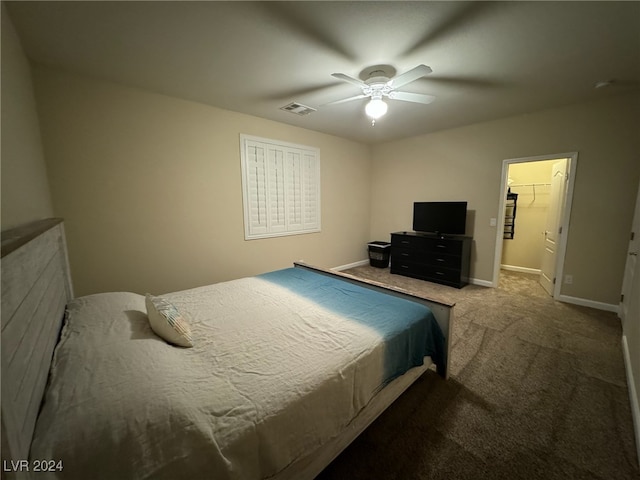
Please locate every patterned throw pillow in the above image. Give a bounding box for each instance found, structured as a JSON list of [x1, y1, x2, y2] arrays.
[[145, 294, 194, 347]]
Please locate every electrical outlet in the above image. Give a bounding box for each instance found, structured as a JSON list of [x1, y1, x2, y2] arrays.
[[564, 274, 573, 284]]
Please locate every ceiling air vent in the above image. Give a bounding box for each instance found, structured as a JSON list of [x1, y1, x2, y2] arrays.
[[280, 102, 317, 116]]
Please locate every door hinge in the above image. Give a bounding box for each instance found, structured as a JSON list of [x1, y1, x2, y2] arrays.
[[559, 226, 563, 234], [632, 232, 635, 241], [553, 277, 556, 285], [621, 294, 624, 303]]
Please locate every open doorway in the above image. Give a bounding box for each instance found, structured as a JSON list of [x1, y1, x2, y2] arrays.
[[493, 152, 578, 299]]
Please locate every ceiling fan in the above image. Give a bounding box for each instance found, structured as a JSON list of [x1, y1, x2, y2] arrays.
[[327, 64, 436, 123]]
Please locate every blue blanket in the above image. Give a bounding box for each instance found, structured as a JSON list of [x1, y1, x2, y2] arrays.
[[258, 268, 445, 384]]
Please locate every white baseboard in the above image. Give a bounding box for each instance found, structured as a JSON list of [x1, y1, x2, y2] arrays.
[[557, 294, 619, 313], [501, 264, 541, 275], [470, 278, 493, 287], [622, 334, 640, 467], [332, 259, 370, 271]]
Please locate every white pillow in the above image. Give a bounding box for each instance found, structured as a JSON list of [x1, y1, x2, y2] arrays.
[[145, 294, 194, 347]]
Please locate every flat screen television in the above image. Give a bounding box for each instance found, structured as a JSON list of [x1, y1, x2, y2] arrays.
[[413, 201, 467, 235]]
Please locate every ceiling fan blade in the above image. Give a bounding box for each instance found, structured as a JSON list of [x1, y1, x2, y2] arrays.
[[332, 73, 367, 88], [388, 65, 433, 89], [323, 94, 368, 106], [388, 91, 436, 104]]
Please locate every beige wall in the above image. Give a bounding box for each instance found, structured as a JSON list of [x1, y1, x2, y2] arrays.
[[32, 66, 372, 296], [1, 6, 53, 229], [9, 48, 640, 307], [502, 159, 556, 270], [370, 92, 640, 305]]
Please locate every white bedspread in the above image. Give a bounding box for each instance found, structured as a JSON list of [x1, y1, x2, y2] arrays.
[[30, 275, 409, 479]]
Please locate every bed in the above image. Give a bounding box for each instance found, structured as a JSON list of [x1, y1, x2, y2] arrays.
[[1, 219, 455, 480]]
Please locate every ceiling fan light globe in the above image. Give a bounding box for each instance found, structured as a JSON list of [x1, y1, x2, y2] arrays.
[[365, 98, 388, 119]]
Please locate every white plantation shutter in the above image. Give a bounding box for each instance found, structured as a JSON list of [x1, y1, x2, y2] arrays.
[[267, 146, 286, 233], [245, 143, 268, 236], [303, 151, 319, 228], [241, 135, 320, 240]]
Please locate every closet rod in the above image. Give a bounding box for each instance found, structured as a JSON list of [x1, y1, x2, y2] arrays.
[[508, 182, 551, 201]]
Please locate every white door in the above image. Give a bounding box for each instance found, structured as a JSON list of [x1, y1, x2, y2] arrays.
[[620, 181, 640, 326], [539, 159, 568, 295], [620, 182, 639, 464]]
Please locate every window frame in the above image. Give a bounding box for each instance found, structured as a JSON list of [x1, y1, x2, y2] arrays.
[[240, 134, 321, 240]]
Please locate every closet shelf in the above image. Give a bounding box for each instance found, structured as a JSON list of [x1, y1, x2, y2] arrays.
[[504, 192, 518, 239], [508, 183, 551, 187]]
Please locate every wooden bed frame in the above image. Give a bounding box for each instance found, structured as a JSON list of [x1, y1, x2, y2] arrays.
[[1, 219, 73, 480], [0, 219, 454, 480]]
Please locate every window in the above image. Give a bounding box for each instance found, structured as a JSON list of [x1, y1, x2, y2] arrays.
[[240, 134, 320, 240]]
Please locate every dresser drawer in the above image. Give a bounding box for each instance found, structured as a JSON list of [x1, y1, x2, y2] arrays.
[[423, 266, 462, 284], [391, 234, 463, 255], [391, 234, 425, 249], [391, 259, 462, 284], [392, 248, 462, 269], [422, 238, 463, 255], [424, 251, 462, 268]]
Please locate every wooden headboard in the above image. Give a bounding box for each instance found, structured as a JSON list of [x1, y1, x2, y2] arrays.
[[1, 219, 73, 477]]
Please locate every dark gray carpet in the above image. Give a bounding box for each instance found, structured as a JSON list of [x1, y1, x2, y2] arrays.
[[317, 267, 639, 480]]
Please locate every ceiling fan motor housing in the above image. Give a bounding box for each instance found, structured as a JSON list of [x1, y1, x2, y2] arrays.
[[328, 64, 435, 109], [364, 75, 393, 98]]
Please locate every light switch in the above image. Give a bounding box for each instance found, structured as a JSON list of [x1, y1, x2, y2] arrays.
[[490, 218, 497, 227]]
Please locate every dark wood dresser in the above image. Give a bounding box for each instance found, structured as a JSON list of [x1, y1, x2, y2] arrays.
[[390, 231, 472, 288]]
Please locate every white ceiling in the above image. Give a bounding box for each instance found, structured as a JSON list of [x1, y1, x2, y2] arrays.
[[6, 1, 640, 144]]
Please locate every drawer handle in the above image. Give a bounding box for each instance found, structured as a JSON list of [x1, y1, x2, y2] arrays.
[[401, 253, 410, 256], [435, 271, 444, 276], [436, 244, 447, 249], [436, 258, 445, 262], [401, 265, 409, 269], [401, 240, 410, 244]]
